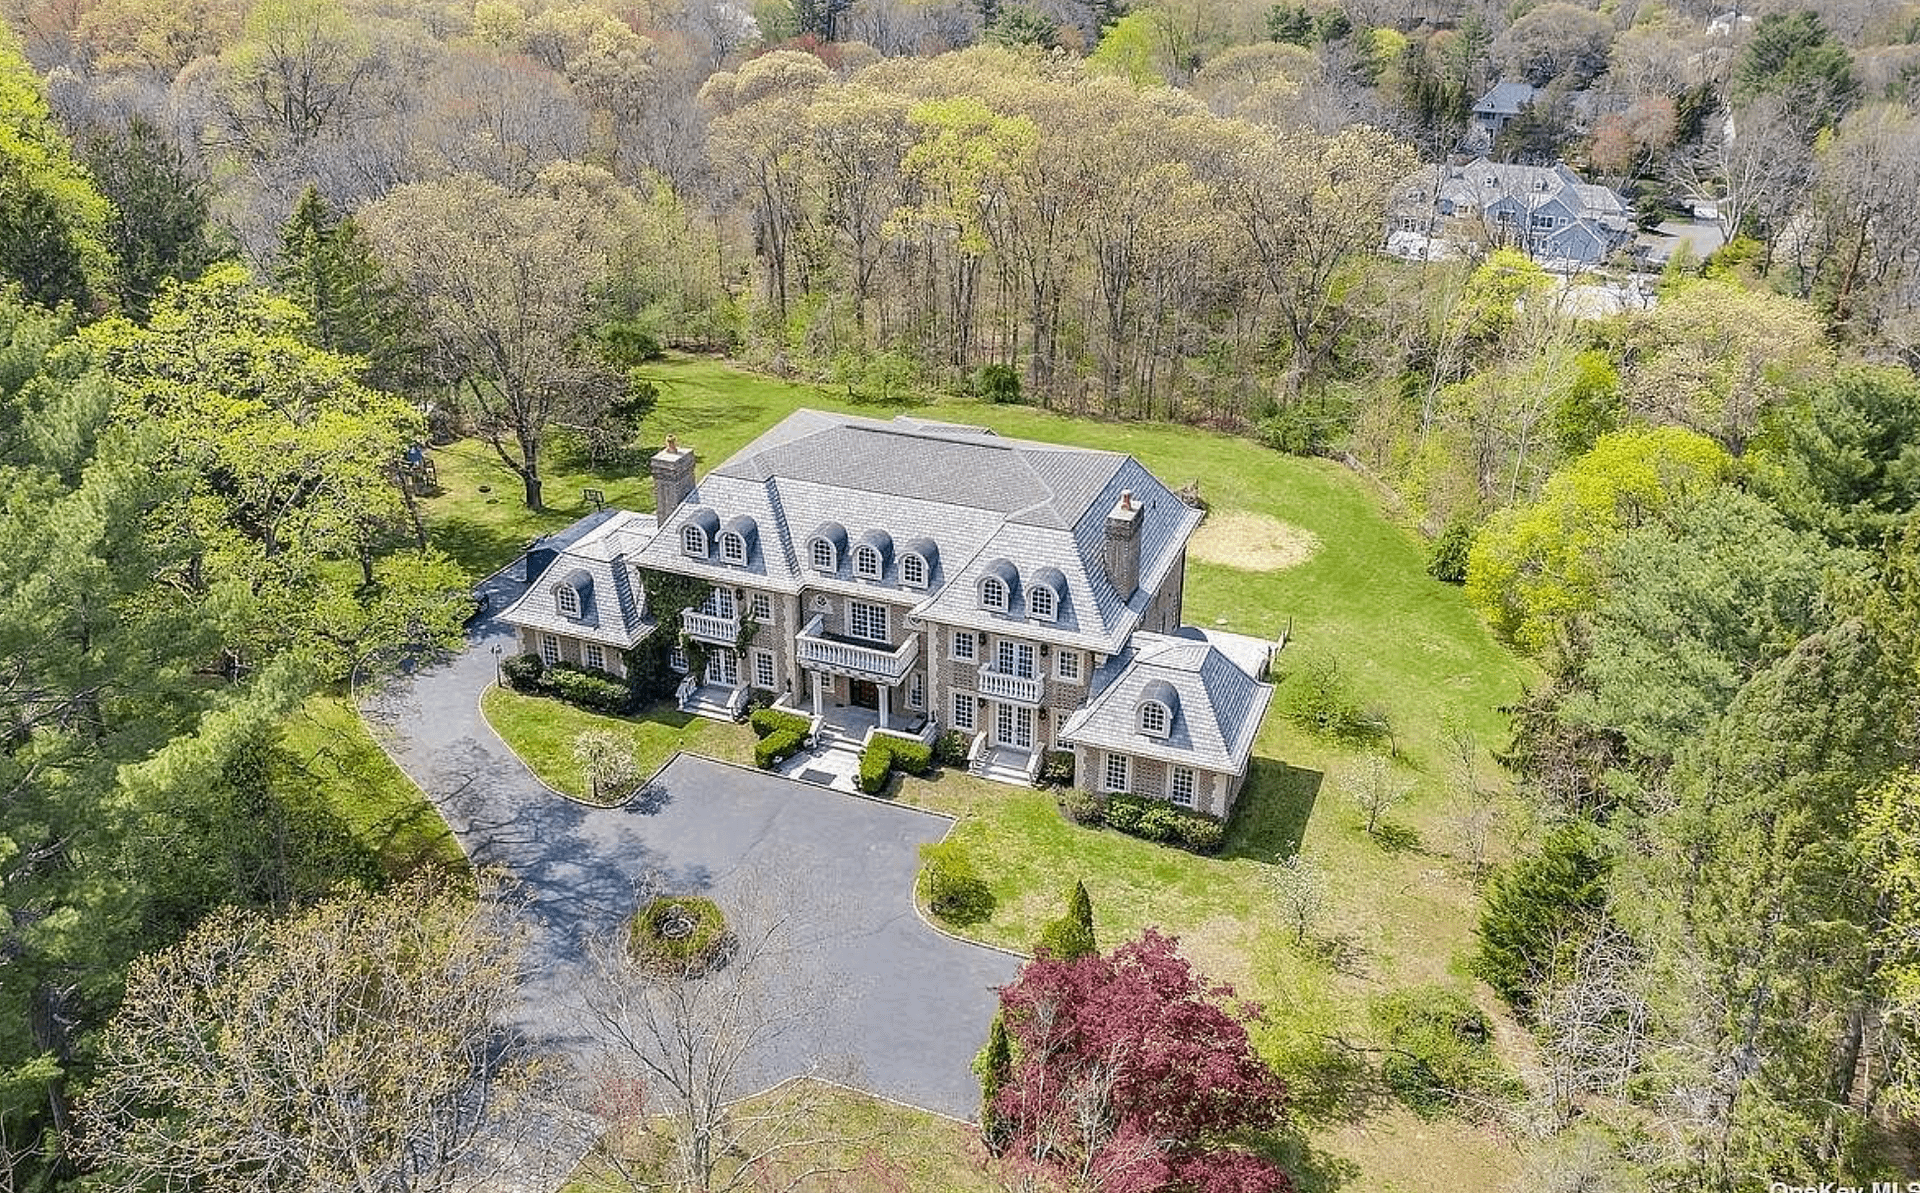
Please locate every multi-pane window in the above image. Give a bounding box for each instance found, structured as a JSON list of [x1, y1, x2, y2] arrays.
[[1140, 701, 1170, 736], [854, 544, 882, 579], [951, 690, 975, 731], [909, 671, 924, 709], [701, 587, 735, 618], [1169, 766, 1195, 809], [750, 593, 771, 621], [668, 646, 687, 672], [811, 538, 836, 571], [540, 634, 561, 665], [848, 600, 888, 643], [583, 643, 605, 671], [721, 532, 746, 563], [901, 554, 927, 588], [951, 631, 976, 662], [1056, 650, 1082, 682], [682, 526, 705, 555], [1028, 585, 1055, 620], [753, 649, 776, 690], [555, 585, 581, 618], [1104, 753, 1130, 793], [997, 639, 1034, 679], [981, 577, 1008, 611]]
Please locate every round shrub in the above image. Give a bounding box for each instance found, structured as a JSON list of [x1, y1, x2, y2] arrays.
[[1177, 813, 1225, 853], [500, 652, 545, 691], [1134, 802, 1182, 843], [919, 842, 994, 926], [629, 896, 733, 976], [1427, 518, 1475, 584], [1060, 789, 1103, 826], [1102, 792, 1148, 835], [933, 729, 971, 768], [1040, 749, 1075, 786]]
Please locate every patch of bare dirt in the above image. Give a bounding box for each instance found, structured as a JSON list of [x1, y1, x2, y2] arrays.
[[1188, 511, 1322, 572]]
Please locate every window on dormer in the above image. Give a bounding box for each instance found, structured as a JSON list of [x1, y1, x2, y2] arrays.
[[901, 553, 927, 588], [810, 538, 835, 571], [981, 577, 1008, 612], [682, 525, 706, 556], [1140, 701, 1170, 737], [720, 532, 746, 564], [555, 584, 581, 618], [1028, 585, 1055, 621], [854, 544, 882, 580]]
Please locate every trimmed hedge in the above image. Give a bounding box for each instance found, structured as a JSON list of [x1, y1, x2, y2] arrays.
[[1040, 749, 1075, 786], [933, 729, 971, 768], [1097, 792, 1225, 852], [499, 653, 634, 715], [748, 707, 811, 740], [857, 735, 934, 794], [919, 842, 994, 925], [754, 728, 806, 770], [629, 896, 734, 976]]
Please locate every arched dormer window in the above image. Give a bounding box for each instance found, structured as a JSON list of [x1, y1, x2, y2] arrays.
[[981, 576, 1008, 611], [978, 558, 1018, 613], [682, 525, 707, 556], [1028, 584, 1055, 621], [853, 543, 882, 580], [681, 507, 720, 559], [555, 584, 581, 618], [899, 537, 937, 590], [720, 531, 746, 564], [810, 538, 837, 571], [901, 553, 927, 588], [1139, 700, 1170, 736]]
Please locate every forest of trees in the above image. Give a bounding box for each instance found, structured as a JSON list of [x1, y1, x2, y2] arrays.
[[2, 0, 1920, 1188]]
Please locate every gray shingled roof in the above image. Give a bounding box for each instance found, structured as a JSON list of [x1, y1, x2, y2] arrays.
[[1058, 632, 1276, 775], [498, 511, 659, 648], [629, 411, 1203, 654], [1474, 80, 1537, 116]]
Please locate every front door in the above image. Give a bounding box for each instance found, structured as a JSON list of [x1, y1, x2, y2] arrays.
[[706, 650, 738, 687], [994, 702, 1034, 750], [849, 679, 880, 710]]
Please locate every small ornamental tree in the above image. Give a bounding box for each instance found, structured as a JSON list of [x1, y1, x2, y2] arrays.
[[1035, 879, 1096, 961], [990, 930, 1292, 1192]]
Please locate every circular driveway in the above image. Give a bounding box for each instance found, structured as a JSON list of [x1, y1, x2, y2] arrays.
[[360, 612, 1020, 1120]]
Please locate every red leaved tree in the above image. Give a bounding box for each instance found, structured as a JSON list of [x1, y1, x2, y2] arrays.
[[989, 929, 1292, 1193]]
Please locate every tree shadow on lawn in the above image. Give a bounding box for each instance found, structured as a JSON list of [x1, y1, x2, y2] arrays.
[[1366, 819, 1424, 855], [428, 514, 543, 579], [1223, 758, 1322, 862]]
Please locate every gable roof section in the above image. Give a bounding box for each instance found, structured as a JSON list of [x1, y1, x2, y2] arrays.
[[1058, 630, 1276, 776], [1474, 80, 1537, 116], [498, 510, 659, 648]]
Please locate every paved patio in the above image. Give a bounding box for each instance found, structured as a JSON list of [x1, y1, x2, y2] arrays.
[[361, 605, 1020, 1120]]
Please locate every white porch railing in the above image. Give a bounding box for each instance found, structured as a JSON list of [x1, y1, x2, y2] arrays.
[[673, 673, 698, 710], [977, 665, 1043, 706], [795, 614, 918, 682], [966, 731, 989, 774], [681, 610, 739, 644]]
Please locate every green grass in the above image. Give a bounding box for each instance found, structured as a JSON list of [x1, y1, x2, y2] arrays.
[[279, 694, 467, 875], [479, 686, 756, 802], [424, 355, 1532, 1190]]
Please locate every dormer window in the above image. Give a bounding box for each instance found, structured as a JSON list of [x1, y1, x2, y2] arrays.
[[810, 538, 836, 571], [854, 543, 882, 580], [1140, 701, 1170, 737], [981, 576, 1008, 611], [901, 553, 927, 588], [682, 525, 706, 556], [555, 584, 581, 618], [720, 532, 746, 564], [1028, 584, 1055, 621]]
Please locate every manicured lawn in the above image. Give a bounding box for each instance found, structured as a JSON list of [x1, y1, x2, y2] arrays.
[[423, 355, 1532, 1190], [480, 685, 756, 802], [279, 693, 467, 875]]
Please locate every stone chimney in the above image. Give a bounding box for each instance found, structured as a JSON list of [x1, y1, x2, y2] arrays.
[[650, 434, 696, 516], [1104, 489, 1142, 599]]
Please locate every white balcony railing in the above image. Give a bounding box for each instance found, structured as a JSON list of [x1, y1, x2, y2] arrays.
[[681, 609, 739, 644], [977, 665, 1043, 706], [795, 614, 918, 682]]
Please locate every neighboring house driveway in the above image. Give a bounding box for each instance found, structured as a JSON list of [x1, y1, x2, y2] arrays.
[[361, 607, 1020, 1121]]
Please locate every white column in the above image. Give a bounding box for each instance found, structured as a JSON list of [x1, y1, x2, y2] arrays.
[[812, 670, 823, 714], [878, 683, 890, 730]]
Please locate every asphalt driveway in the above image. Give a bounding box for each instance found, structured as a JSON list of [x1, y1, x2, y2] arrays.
[[360, 608, 1019, 1120]]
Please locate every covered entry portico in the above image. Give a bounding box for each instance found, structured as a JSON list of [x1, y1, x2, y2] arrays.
[[795, 614, 920, 733]]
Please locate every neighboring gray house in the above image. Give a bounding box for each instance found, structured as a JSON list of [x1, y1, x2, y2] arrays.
[[1394, 157, 1634, 267], [498, 410, 1277, 815], [1469, 80, 1537, 146]]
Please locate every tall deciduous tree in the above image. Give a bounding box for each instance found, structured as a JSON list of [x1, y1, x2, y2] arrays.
[[0, 23, 117, 310]]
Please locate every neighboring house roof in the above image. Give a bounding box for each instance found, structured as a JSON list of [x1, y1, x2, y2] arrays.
[[1473, 80, 1537, 117], [1396, 157, 1633, 265], [633, 410, 1203, 654], [498, 510, 658, 649], [1058, 630, 1277, 776]]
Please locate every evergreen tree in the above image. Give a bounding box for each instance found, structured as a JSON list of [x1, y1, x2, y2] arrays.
[[1733, 10, 1858, 133], [0, 24, 117, 310], [80, 117, 226, 318], [276, 185, 422, 393], [975, 1011, 1012, 1150], [1035, 879, 1097, 961]]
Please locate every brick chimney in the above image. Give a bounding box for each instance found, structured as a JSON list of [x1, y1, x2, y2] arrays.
[[1104, 489, 1142, 599], [650, 434, 696, 516]]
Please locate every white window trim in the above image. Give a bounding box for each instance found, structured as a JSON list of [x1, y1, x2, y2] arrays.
[[1028, 585, 1055, 622], [1056, 650, 1081, 682], [848, 600, 889, 643], [854, 544, 883, 580], [720, 532, 746, 564], [583, 643, 605, 671], [1169, 766, 1195, 809], [951, 631, 976, 662], [951, 689, 976, 732], [751, 648, 776, 690], [749, 592, 771, 621], [901, 553, 928, 589], [554, 584, 581, 618], [682, 525, 707, 556], [668, 646, 688, 673], [1104, 753, 1130, 794], [981, 577, 1008, 612], [1140, 701, 1170, 737], [909, 671, 924, 710], [810, 538, 837, 571], [540, 634, 561, 665]]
